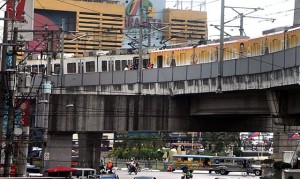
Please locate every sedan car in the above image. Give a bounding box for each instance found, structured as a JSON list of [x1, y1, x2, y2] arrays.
[[134, 177, 156, 179], [88, 174, 119, 179]]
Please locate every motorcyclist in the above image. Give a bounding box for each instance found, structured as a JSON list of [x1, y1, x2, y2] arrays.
[[106, 160, 114, 173], [181, 165, 193, 179], [128, 159, 137, 172], [99, 159, 105, 174]]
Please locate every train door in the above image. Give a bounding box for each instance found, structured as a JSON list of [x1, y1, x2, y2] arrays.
[[53, 64, 60, 74], [115, 60, 121, 71], [157, 55, 163, 68], [108, 57, 114, 71], [101, 60, 108, 72], [78, 60, 84, 73], [180, 53, 186, 66], [121, 60, 127, 70], [252, 43, 260, 56]]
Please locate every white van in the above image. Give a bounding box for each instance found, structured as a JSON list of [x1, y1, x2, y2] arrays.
[[72, 168, 96, 179]]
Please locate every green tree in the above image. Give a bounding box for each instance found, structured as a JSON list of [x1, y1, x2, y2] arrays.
[[201, 132, 240, 155], [108, 132, 164, 160]]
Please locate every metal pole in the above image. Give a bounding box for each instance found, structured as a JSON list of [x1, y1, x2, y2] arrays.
[[42, 31, 54, 171], [239, 14, 244, 36], [0, 10, 9, 166], [217, 0, 225, 93], [60, 19, 65, 87], [4, 27, 18, 177], [138, 0, 143, 93]]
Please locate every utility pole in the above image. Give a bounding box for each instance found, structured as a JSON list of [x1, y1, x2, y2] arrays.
[[60, 19, 65, 87], [41, 30, 54, 172], [217, 0, 224, 93], [4, 27, 18, 177], [0, 10, 9, 166], [138, 0, 143, 93]]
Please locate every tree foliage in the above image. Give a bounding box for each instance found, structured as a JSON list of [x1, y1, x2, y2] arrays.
[[201, 132, 241, 155], [108, 132, 164, 160]]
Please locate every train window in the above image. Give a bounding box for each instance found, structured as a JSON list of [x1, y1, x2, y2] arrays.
[[86, 61, 95, 72], [291, 35, 297, 48], [157, 56, 163, 68], [122, 60, 127, 70], [32, 65, 38, 73], [102, 61, 107, 72], [39, 64, 45, 73], [143, 59, 149, 68], [133, 57, 139, 65], [26, 65, 31, 73], [54, 64, 60, 74], [67, 63, 76, 73], [115, 60, 121, 71]]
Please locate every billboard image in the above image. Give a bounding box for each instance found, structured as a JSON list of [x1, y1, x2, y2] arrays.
[[120, 0, 166, 48]]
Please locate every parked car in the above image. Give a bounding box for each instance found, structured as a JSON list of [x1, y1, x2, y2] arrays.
[[88, 174, 119, 179]]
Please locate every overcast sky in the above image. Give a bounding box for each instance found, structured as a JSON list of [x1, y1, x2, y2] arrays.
[[0, 0, 295, 42], [166, 0, 295, 39]]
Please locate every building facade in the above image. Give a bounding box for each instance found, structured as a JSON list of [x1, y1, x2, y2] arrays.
[[163, 9, 207, 45], [34, 0, 125, 56], [33, 0, 207, 56]]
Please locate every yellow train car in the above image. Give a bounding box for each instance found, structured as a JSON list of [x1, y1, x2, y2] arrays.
[[223, 39, 249, 60], [286, 26, 300, 48], [194, 43, 219, 63], [150, 46, 194, 68], [248, 29, 285, 57], [150, 26, 300, 68]]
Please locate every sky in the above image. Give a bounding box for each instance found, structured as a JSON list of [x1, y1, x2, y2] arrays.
[[0, 0, 295, 41], [166, 0, 295, 39]]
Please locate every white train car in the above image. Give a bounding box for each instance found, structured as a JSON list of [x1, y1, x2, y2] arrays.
[[20, 54, 150, 75]]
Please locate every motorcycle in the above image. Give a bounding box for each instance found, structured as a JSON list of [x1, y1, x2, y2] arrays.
[[181, 173, 193, 179], [181, 165, 193, 179], [127, 165, 138, 175]]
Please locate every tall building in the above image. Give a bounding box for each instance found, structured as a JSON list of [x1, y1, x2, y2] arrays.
[[34, 0, 125, 56], [294, 0, 300, 26], [32, 0, 208, 57], [163, 9, 207, 45]]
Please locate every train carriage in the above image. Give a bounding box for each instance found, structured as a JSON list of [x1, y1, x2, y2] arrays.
[[286, 26, 300, 48], [18, 25, 300, 76], [19, 54, 149, 75], [223, 39, 249, 60]]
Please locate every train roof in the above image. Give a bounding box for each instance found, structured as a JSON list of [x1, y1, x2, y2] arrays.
[[172, 154, 256, 160], [172, 154, 215, 158]]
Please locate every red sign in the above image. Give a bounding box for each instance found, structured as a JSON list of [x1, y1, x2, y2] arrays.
[[16, 100, 30, 126], [7, 0, 26, 19], [0, 164, 17, 177]]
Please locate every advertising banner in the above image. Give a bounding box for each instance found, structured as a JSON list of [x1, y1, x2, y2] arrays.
[[7, 0, 34, 41], [120, 0, 166, 48]]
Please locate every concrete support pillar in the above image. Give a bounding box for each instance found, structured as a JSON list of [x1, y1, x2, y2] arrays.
[[266, 90, 283, 126], [46, 134, 73, 168], [78, 133, 101, 169]]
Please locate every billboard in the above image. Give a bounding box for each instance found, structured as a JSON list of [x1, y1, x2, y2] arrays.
[[7, 0, 34, 41], [120, 0, 166, 49]]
